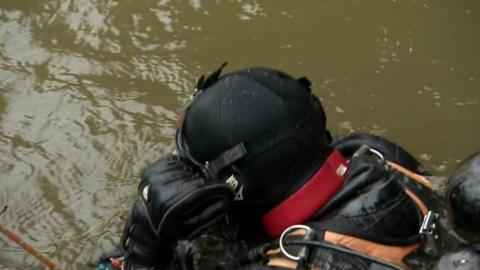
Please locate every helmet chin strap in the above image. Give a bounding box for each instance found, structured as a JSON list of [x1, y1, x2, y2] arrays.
[[261, 149, 348, 237]]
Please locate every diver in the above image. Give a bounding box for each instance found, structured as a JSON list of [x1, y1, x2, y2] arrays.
[[98, 65, 472, 270]]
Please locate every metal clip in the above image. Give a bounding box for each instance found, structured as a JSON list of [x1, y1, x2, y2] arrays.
[[419, 210, 440, 255], [351, 144, 384, 162], [369, 148, 384, 161], [420, 210, 438, 235], [279, 225, 315, 262]]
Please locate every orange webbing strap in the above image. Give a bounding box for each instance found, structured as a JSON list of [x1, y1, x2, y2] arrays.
[[404, 189, 429, 216], [267, 257, 299, 269], [386, 161, 432, 189], [324, 232, 417, 269]]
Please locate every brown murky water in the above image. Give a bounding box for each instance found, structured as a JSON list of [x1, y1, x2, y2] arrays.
[[0, 1, 479, 269]]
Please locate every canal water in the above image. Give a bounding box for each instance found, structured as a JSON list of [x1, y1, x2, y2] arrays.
[[0, 1, 479, 269]]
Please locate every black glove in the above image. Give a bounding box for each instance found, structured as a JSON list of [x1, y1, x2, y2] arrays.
[[121, 154, 234, 269]]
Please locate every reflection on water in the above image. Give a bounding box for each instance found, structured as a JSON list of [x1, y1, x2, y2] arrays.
[[0, 0, 479, 269]]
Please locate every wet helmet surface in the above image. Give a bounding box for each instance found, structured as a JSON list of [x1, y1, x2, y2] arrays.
[[435, 248, 480, 270], [446, 152, 480, 243], [176, 66, 331, 213]]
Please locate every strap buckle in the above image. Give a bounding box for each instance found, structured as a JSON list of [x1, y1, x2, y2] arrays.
[[419, 210, 440, 255], [419, 210, 438, 235]]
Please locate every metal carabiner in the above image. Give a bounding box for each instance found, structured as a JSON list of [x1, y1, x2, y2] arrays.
[[279, 224, 314, 261]]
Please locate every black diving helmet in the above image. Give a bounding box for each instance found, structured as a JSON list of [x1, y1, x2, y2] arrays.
[[175, 64, 333, 216], [446, 151, 480, 243]]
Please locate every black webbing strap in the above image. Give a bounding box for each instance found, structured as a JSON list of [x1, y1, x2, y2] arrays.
[[206, 143, 248, 178]]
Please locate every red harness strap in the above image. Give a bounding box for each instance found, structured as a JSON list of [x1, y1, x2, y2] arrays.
[[261, 149, 348, 237]]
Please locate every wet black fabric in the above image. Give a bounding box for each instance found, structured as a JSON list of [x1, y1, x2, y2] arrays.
[[138, 155, 233, 238], [311, 177, 422, 245], [314, 153, 389, 218], [121, 155, 233, 269], [332, 132, 428, 175]]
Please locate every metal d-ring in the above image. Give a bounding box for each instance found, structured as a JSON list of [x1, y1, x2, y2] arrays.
[[279, 224, 313, 261], [369, 148, 385, 161]]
